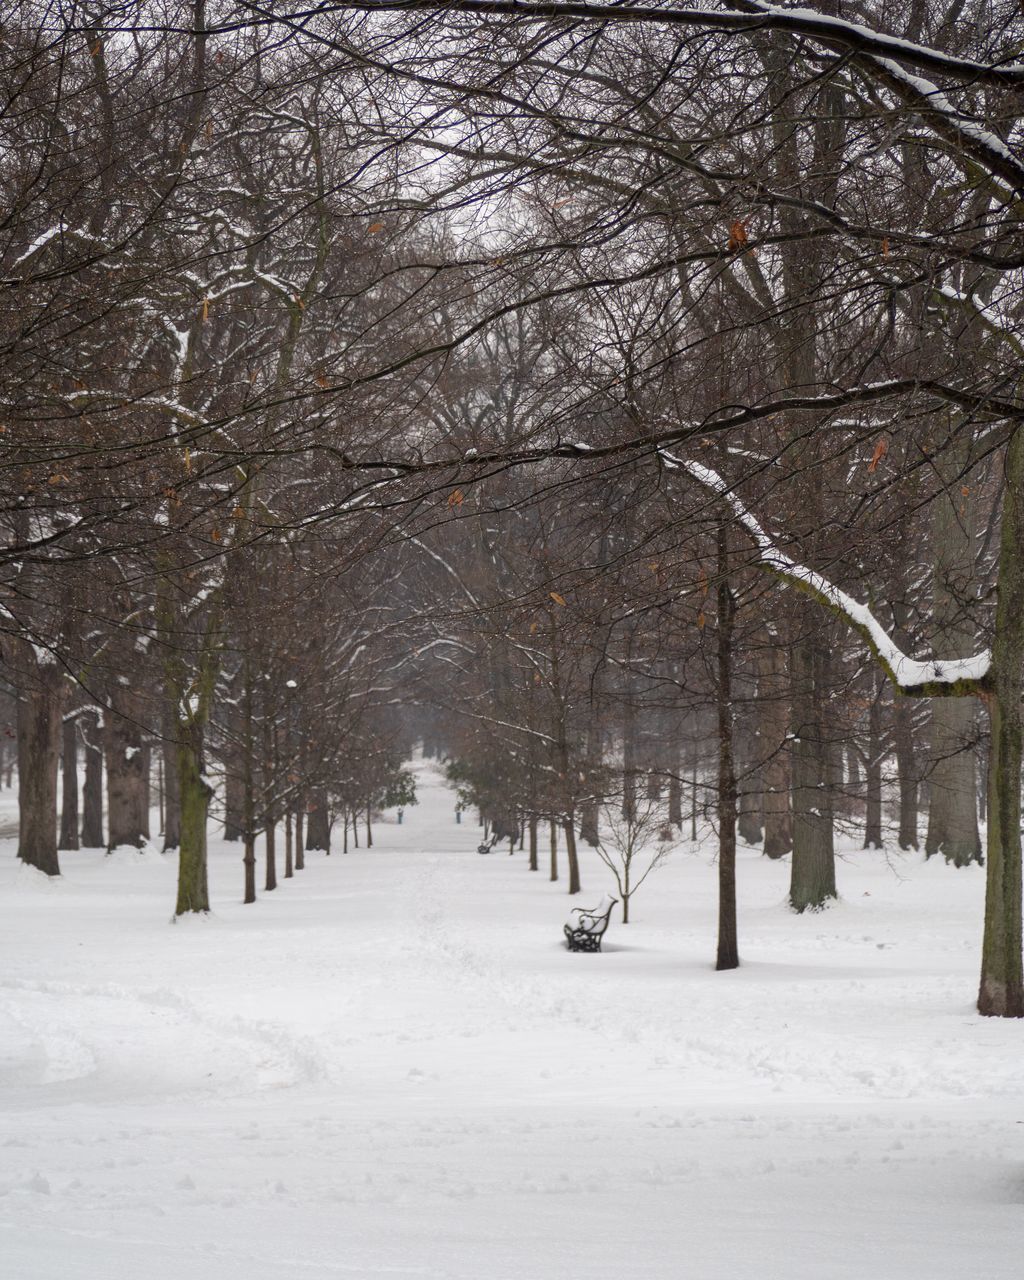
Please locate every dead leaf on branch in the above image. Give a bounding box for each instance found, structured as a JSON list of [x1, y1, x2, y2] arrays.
[[727, 219, 748, 252]]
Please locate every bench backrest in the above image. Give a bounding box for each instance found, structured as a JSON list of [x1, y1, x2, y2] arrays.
[[567, 895, 618, 932]]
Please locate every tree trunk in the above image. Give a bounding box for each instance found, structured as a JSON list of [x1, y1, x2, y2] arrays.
[[59, 715, 79, 850], [243, 832, 257, 905], [978, 426, 1024, 1017], [285, 810, 294, 878], [17, 665, 62, 876], [176, 722, 211, 914], [789, 633, 837, 911], [306, 789, 330, 851], [690, 733, 699, 841], [926, 698, 982, 865], [365, 803, 372, 849], [105, 691, 147, 851], [864, 675, 884, 850], [80, 711, 104, 848], [549, 818, 558, 882], [563, 817, 580, 895], [162, 700, 181, 852], [716, 530, 739, 970], [528, 815, 538, 871], [759, 640, 793, 858], [621, 690, 637, 821], [579, 799, 599, 847], [736, 725, 763, 846], [925, 438, 982, 865], [223, 763, 244, 841], [243, 663, 256, 905], [295, 805, 305, 871], [668, 765, 683, 827], [265, 820, 277, 891], [893, 697, 919, 850]]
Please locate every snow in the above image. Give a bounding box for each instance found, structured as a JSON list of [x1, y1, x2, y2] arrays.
[[8, 225, 66, 271], [873, 57, 1024, 190], [662, 450, 991, 689], [1, 762, 1022, 1279]]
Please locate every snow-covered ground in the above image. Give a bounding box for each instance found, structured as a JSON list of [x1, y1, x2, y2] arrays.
[[1, 762, 1022, 1279]]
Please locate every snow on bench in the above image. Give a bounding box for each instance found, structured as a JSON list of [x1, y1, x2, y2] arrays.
[[564, 895, 618, 953]]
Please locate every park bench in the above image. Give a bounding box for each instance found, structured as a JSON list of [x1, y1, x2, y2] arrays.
[[564, 895, 618, 952]]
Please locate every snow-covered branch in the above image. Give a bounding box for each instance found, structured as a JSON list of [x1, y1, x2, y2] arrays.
[[660, 449, 991, 696], [204, 3, 1024, 89]]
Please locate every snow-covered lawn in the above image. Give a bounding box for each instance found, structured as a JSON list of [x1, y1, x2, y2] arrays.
[[1, 763, 1022, 1279]]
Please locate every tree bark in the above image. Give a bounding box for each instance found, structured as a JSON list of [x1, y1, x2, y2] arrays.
[[80, 711, 104, 848], [17, 665, 63, 876], [789, 632, 837, 911], [59, 714, 79, 850], [863, 675, 884, 850], [925, 444, 982, 865], [716, 529, 739, 970], [736, 724, 763, 846], [528, 815, 538, 871], [893, 697, 919, 850], [563, 816, 581, 895], [306, 789, 330, 851], [223, 763, 244, 841], [621, 686, 637, 822], [668, 764, 683, 827], [295, 805, 305, 870], [176, 722, 211, 914], [758, 640, 792, 858], [549, 818, 558, 882], [925, 699, 982, 865], [265, 819, 277, 891], [162, 697, 181, 851], [105, 690, 147, 851], [978, 426, 1024, 1017]]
